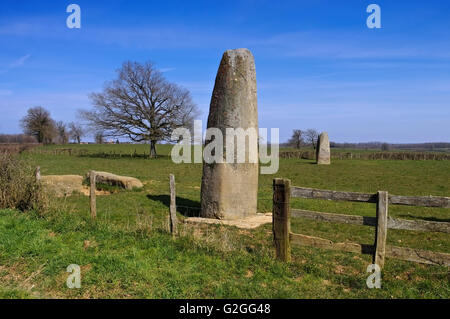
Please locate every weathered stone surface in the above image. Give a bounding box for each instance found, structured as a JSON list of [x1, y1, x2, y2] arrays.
[[200, 48, 259, 220], [41, 175, 84, 196], [316, 132, 331, 165], [87, 171, 143, 190]]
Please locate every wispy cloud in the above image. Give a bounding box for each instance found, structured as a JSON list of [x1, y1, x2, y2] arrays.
[[0, 19, 237, 50], [10, 54, 31, 68], [160, 67, 176, 73], [0, 53, 32, 74], [0, 22, 38, 36], [251, 30, 450, 60], [0, 89, 13, 96]]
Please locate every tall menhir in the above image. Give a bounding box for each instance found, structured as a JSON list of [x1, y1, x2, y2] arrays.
[[200, 49, 259, 220]]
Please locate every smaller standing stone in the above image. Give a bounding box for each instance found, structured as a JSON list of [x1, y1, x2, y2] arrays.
[[316, 132, 331, 165]]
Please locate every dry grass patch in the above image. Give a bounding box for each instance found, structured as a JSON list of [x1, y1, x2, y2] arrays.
[[0, 153, 46, 212]]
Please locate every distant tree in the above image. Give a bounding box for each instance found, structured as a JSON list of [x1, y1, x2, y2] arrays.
[[94, 131, 104, 144], [288, 129, 304, 149], [80, 61, 199, 158], [55, 121, 69, 144], [305, 129, 319, 149], [20, 106, 56, 144], [381, 143, 391, 151], [68, 122, 84, 144]]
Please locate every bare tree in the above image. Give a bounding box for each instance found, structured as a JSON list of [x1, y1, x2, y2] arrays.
[[69, 122, 84, 144], [80, 61, 199, 158], [20, 106, 56, 144], [288, 129, 304, 149], [55, 121, 69, 144], [305, 129, 319, 149]]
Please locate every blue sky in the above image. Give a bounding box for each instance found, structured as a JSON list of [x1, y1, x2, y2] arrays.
[[0, 0, 449, 143]]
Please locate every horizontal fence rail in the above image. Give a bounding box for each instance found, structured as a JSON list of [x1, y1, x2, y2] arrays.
[[291, 187, 377, 203], [291, 209, 450, 234], [291, 186, 450, 208], [389, 194, 449, 208], [289, 233, 450, 266], [273, 180, 450, 268]]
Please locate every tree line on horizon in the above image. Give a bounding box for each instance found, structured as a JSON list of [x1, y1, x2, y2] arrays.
[[285, 129, 449, 151]]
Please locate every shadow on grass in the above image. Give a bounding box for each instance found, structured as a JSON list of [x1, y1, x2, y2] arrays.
[[147, 194, 201, 217]]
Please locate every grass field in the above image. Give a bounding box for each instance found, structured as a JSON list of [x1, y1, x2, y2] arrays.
[[0, 144, 449, 298]]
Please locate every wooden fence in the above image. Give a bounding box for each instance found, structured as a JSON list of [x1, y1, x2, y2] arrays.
[[272, 178, 450, 267]]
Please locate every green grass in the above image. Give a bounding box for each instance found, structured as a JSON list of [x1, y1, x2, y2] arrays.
[[0, 144, 448, 298]]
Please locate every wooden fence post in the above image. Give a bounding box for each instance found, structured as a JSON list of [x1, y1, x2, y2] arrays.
[[374, 190, 388, 268], [169, 174, 178, 236], [273, 178, 291, 262], [90, 171, 96, 219], [35, 166, 41, 182]]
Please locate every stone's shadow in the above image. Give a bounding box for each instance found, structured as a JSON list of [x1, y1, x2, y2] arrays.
[[398, 215, 450, 223], [360, 244, 375, 255], [147, 194, 201, 217]]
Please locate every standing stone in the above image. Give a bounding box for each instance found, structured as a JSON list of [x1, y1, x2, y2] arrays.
[[316, 132, 331, 165], [200, 49, 259, 220]]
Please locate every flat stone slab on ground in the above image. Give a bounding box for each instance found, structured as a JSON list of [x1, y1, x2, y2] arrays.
[[184, 213, 272, 229], [87, 171, 143, 190]]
